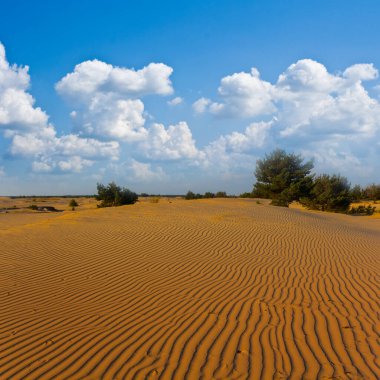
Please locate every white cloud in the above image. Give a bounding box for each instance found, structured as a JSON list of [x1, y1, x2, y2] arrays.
[[0, 43, 49, 131], [31, 156, 94, 174], [70, 95, 147, 141], [31, 160, 54, 173], [139, 121, 202, 160], [0, 43, 120, 173], [57, 156, 94, 173], [56, 59, 173, 99], [128, 159, 167, 182], [192, 97, 211, 113], [195, 59, 380, 179], [193, 68, 275, 117], [1, 41, 380, 189], [0, 166, 5, 177], [167, 96, 183, 106], [199, 59, 380, 141], [277, 59, 341, 93], [10, 130, 118, 159], [343, 63, 378, 82], [56, 59, 174, 142]]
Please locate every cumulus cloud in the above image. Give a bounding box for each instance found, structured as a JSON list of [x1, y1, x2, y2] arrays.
[[70, 96, 147, 141], [196, 59, 380, 178], [0, 43, 49, 131], [128, 159, 167, 182], [2, 41, 380, 189], [10, 131, 119, 173], [193, 68, 275, 117], [10, 132, 119, 160], [139, 121, 202, 160], [192, 97, 211, 113], [197, 59, 380, 139], [56, 59, 174, 142], [167, 96, 183, 106], [0, 42, 120, 173], [56, 59, 173, 98], [343, 63, 378, 82]]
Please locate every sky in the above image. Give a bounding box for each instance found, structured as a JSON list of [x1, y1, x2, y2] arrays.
[[0, 0, 380, 195]]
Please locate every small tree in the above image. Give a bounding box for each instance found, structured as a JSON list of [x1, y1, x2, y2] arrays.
[[215, 191, 227, 198], [300, 174, 351, 212], [185, 191, 196, 200], [350, 185, 363, 202], [253, 149, 314, 207], [204, 192, 215, 198], [69, 199, 79, 211], [363, 183, 380, 201], [96, 182, 138, 207]]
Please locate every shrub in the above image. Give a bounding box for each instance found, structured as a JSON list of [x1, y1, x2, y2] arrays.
[[28, 204, 38, 210], [96, 182, 138, 207], [204, 192, 215, 198], [69, 199, 79, 210], [215, 191, 227, 198], [149, 197, 160, 203], [348, 205, 376, 216], [300, 174, 351, 213], [185, 191, 196, 200]]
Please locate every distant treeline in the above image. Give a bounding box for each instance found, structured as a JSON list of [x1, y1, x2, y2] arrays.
[[139, 193, 184, 198], [185, 191, 233, 200], [9, 195, 94, 199]]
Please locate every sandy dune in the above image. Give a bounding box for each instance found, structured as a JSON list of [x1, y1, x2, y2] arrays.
[[0, 198, 379, 379]]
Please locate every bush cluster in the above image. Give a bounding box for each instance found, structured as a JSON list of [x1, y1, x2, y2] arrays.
[[251, 149, 367, 213], [185, 191, 229, 200], [96, 182, 138, 207], [348, 205, 376, 216]]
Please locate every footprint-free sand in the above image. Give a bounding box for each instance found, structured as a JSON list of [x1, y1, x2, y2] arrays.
[[0, 198, 379, 379]]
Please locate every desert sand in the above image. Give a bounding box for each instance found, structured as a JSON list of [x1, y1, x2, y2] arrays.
[[0, 198, 379, 379]]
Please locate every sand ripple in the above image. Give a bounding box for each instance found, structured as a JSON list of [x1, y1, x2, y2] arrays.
[[0, 199, 379, 379]]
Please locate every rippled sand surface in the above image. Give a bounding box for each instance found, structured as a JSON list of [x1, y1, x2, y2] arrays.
[[0, 198, 379, 379]]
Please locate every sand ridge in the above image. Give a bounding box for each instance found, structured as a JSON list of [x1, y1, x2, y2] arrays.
[[0, 198, 379, 379]]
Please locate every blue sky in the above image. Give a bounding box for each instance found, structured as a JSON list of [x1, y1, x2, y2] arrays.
[[1, 0, 380, 195]]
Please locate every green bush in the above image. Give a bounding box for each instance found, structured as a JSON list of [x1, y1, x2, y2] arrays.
[[300, 174, 351, 213], [69, 199, 79, 209], [348, 205, 376, 216], [96, 182, 138, 207]]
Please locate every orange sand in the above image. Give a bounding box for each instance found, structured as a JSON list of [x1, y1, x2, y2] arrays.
[[0, 198, 379, 379]]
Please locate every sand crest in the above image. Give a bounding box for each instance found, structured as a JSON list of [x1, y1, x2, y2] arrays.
[[0, 198, 379, 379]]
